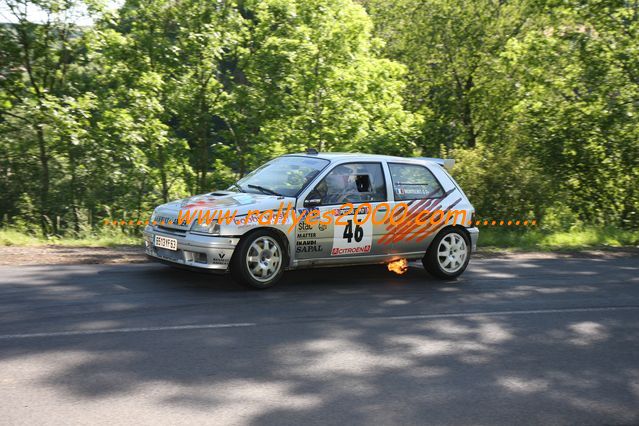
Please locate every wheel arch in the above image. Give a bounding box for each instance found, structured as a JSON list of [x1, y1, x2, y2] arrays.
[[428, 224, 471, 251], [232, 227, 292, 267]]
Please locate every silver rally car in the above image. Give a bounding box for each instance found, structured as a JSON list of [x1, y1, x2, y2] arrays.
[[144, 151, 479, 289]]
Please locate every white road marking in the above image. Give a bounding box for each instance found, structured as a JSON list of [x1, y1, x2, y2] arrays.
[[0, 322, 256, 340], [0, 305, 637, 341], [386, 305, 639, 320]]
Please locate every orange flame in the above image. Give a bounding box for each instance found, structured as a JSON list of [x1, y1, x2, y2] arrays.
[[387, 258, 408, 275]]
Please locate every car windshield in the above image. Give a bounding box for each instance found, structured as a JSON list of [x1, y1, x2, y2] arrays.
[[232, 156, 330, 197]]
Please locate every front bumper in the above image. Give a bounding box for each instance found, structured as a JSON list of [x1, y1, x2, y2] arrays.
[[467, 227, 479, 252], [143, 226, 240, 272]]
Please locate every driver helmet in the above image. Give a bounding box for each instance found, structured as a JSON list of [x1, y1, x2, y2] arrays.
[[325, 165, 353, 192]]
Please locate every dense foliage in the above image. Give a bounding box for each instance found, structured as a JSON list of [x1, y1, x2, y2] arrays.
[[1, 0, 637, 236]]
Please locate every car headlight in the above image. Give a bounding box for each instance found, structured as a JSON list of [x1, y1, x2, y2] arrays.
[[190, 221, 221, 235]]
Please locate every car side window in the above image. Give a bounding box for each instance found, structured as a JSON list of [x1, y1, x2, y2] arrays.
[[389, 163, 444, 200], [309, 162, 386, 205]]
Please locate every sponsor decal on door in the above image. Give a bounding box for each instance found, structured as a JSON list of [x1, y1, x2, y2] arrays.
[[331, 211, 372, 256]]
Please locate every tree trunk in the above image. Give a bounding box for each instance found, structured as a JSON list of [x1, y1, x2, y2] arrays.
[[136, 177, 146, 219], [158, 146, 168, 203], [461, 75, 477, 148], [37, 126, 50, 235], [68, 144, 80, 234], [197, 92, 209, 193], [461, 99, 477, 148]]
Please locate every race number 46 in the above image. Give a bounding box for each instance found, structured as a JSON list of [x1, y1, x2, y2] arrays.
[[332, 215, 372, 256]]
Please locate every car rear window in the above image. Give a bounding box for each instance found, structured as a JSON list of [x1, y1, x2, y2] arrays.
[[388, 163, 444, 200]]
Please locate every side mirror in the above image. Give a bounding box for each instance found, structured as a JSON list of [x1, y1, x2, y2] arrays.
[[304, 197, 322, 207]]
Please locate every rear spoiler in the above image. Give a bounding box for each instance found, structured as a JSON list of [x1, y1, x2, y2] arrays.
[[418, 157, 455, 171]]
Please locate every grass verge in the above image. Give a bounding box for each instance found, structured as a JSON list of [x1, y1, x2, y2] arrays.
[[478, 226, 639, 251], [0, 228, 140, 247]]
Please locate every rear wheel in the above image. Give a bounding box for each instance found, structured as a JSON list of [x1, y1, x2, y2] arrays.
[[230, 230, 285, 289], [422, 228, 470, 279]]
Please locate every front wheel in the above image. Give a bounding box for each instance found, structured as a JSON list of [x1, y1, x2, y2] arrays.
[[422, 228, 471, 279], [230, 230, 285, 289]]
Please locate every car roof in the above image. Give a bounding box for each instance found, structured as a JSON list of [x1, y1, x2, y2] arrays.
[[281, 152, 458, 171], [284, 152, 419, 162]]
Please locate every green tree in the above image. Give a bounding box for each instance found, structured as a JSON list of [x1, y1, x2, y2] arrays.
[[363, 0, 531, 153], [0, 0, 92, 234], [237, 0, 421, 161], [502, 0, 639, 227]]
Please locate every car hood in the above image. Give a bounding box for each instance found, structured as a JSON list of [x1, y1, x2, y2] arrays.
[[152, 191, 296, 230]]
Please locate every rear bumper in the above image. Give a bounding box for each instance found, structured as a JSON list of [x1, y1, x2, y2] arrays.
[[143, 226, 240, 271], [467, 227, 479, 252]]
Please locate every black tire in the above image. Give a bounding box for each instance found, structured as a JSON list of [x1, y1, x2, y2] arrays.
[[230, 229, 285, 289], [422, 227, 471, 280]]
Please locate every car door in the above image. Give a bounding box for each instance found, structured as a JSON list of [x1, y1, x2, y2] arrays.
[[385, 162, 450, 255], [295, 162, 390, 263]]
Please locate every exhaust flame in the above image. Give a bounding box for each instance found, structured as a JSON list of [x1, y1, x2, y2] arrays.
[[387, 258, 408, 275]]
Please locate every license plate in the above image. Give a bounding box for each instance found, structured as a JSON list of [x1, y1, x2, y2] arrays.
[[155, 235, 177, 251]]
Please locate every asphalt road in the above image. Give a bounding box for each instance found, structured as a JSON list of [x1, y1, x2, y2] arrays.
[[1, 255, 638, 425]]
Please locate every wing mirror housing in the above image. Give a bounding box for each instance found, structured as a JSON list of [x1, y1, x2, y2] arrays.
[[304, 198, 322, 207]]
